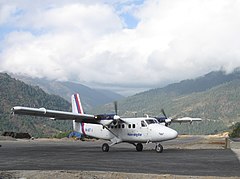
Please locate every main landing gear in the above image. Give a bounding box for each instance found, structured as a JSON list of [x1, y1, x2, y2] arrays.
[[102, 143, 109, 152], [136, 143, 143, 152]]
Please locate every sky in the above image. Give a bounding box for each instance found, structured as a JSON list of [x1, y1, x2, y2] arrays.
[[1, 0, 240, 96]]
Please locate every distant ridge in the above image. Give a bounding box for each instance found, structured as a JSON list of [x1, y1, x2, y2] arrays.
[[11, 74, 124, 111], [143, 69, 240, 96]]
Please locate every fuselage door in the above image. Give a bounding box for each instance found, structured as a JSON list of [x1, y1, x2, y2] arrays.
[[140, 120, 149, 140]]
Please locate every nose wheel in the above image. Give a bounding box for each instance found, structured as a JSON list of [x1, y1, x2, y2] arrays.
[[155, 143, 163, 153]]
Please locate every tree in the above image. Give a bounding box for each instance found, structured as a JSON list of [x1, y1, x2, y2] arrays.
[[229, 122, 240, 138]]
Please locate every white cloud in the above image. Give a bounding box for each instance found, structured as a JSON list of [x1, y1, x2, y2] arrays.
[[136, 0, 240, 81], [1, 0, 240, 95], [0, 4, 16, 24]]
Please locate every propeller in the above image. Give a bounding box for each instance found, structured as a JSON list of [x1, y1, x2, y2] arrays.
[[112, 101, 129, 126], [114, 101, 118, 115], [156, 109, 172, 126], [161, 109, 167, 118], [98, 101, 127, 127], [110, 101, 120, 126]]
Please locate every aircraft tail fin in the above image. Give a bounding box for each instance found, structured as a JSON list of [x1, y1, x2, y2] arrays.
[[71, 94, 84, 134], [71, 93, 84, 114]]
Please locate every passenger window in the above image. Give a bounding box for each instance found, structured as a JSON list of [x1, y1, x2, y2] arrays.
[[128, 124, 131, 128], [133, 124, 136, 128], [122, 124, 125, 128]]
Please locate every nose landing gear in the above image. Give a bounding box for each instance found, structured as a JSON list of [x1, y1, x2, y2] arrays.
[[155, 143, 163, 153]]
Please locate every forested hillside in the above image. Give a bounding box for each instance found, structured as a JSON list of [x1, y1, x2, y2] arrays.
[[159, 70, 240, 95], [91, 70, 240, 134], [117, 79, 240, 120], [0, 73, 72, 137]]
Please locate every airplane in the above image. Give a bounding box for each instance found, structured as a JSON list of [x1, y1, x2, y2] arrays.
[[11, 93, 202, 153]]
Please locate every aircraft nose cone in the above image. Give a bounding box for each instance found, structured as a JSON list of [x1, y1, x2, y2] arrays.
[[168, 128, 178, 139]]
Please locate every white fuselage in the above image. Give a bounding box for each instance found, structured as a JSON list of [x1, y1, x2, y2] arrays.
[[74, 117, 178, 143]]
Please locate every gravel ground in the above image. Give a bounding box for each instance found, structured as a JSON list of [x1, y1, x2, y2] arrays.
[[0, 170, 240, 179]]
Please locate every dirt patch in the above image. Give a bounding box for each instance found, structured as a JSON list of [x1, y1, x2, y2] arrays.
[[0, 171, 239, 179]]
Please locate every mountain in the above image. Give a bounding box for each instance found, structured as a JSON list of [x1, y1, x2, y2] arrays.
[[3, 70, 240, 136], [0, 73, 72, 137], [91, 70, 240, 134], [156, 70, 240, 95], [11, 75, 124, 111]]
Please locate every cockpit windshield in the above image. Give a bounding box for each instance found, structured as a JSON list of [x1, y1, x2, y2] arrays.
[[145, 119, 158, 125]]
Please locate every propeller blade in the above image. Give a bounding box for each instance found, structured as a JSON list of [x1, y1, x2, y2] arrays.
[[161, 109, 167, 118], [114, 101, 118, 115]]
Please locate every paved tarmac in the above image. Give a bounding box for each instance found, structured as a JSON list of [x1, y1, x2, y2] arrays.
[[0, 137, 240, 177]]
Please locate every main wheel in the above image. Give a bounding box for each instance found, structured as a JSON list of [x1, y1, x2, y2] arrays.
[[155, 143, 163, 153], [136, 143, 143, 152], [102, 143, 109, 152]]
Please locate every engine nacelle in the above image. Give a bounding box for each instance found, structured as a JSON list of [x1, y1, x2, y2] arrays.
[[95, 114, 120, 127], [165, 118, 171, 123], [100, 120, 113, 126]]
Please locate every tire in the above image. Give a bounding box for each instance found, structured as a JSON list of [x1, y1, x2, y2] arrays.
[[136, 143, 143, 152], [155, 143, 163, 153], [102, 143, 109, 152]]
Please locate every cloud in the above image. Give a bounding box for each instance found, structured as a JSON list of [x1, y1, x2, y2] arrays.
[[135, 0, 240, 79], [0, 1, 124, 80], [0, 0, 240, 95], [0, 4, 16, 25]]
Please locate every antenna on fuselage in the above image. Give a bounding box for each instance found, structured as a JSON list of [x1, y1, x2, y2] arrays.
[[144, 114, 149, 118]]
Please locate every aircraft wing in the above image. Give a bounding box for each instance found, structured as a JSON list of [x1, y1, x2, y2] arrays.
[[11, 106, 98, 124], [171, 117, 202, 123]]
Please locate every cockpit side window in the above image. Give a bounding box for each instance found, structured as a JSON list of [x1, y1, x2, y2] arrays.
[[145, 119, 158, 125], [141, 120, 147, 127]]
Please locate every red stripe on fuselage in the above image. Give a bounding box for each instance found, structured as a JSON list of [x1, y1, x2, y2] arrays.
[[81, 122, 86, 135]]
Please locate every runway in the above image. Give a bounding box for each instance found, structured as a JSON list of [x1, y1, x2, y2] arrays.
[[0, 137, 240, 177]]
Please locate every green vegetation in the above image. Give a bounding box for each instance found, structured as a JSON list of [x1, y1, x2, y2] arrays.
[[0, 73, 72, 137], [53, 130, 72, 139], [229, 122, 240, 138], [171, 119, 227, 135]]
